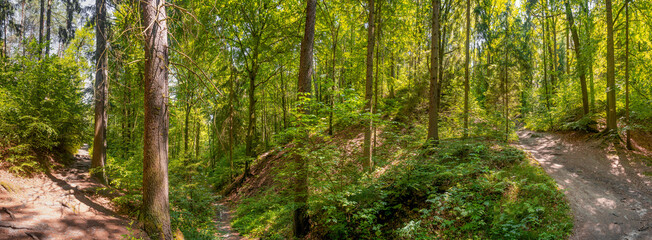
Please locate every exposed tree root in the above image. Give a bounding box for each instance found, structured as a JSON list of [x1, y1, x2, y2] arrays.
[[0, 222, 34, 230], [2, 207, 16, 219]]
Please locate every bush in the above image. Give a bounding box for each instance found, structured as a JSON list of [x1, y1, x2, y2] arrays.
[[0, 53, 87, 173]]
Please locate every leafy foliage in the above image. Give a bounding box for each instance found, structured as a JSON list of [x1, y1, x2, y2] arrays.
[[0, 46, 88, 173]]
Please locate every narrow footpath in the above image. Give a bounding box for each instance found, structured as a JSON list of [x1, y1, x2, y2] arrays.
[[216, 203, 246, 240]]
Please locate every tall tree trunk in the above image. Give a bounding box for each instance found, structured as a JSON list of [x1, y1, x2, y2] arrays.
[[140, 0, 171, 237], [374, 1, 382, 111], [566, 22, 569, 76], [3, 18, 7, 58], [38, 0, 44, 57], [195, 119, 200, 159], [244, 65, 258, 176], [121, 73, 129, 160], [20, 0, 25, 55], [389, 51, 395, 98], [329, 26, 339, 136], [428, 0, 440, 143], [184, 104, 191, 156], [229, 67, 235, 180], [262, 83, 268, 150], [504, 41, 509, 142], [245, 67, 257, 160], [564, 0, 589, 116], [543, 4, 552, 130], [362, 0, 375, 170], [463, 0, 471, 138], [280, 66, 287, 129], [605, 0, 617, 131], [45, 0, 52, 56], [589, 62, 595, 113], [373, 1, 382, 152], [625, 2, 631, 149], [92, 0, 108, 184], [294, 0, 315, 237], [64, 0, 74, 45], [551, 15, 557, 90]]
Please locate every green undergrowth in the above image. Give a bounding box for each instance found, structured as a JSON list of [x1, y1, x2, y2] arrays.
[[106, 154, 221, 239], [230, 128, 573, 239]]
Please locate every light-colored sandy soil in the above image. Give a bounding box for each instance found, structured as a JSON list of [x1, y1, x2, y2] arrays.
[[0, 146, 141, 240], [517, 130, 652, 240]]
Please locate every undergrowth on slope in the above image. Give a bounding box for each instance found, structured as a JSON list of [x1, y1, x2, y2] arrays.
[[229, 124, 573, 239]]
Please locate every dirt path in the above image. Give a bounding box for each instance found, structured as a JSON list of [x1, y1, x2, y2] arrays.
[[215, 203, 246, 240], [0, 145, 141, 240], [517, 130, 652, 240]]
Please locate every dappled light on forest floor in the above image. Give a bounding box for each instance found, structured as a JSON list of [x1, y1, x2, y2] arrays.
[[0, 150, 142, 240], [517, 129, 652, 240]]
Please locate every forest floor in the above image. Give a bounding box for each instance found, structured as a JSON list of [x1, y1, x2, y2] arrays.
[[517, 130, 652, 240], [0, 145, 142, 240]]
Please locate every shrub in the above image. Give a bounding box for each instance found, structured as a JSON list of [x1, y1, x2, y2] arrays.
[[0, 54, 87, 173]]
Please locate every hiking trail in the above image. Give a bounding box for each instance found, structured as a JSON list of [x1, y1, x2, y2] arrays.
[[517, 130, 652, 240], [0, 145, 141, 240]]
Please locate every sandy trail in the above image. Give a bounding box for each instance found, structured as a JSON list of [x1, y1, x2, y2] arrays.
[[0, 145, 140, 240], [517, 130, 652, 240]]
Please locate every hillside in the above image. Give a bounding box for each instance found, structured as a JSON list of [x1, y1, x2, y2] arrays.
[[220, 124, 573, 239]]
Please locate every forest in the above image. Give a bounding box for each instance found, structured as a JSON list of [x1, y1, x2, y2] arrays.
[[1, 0, 652, 239]]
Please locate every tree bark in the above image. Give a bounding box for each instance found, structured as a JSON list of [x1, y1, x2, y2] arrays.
[[329, 25, 339, 136], [605, 0, 617, 131], [195, 120, 200, 158], [294, 0, 315, 237], [64, 0, 75, 45], [362, 0, 375, 170], [280, 66, 287, 130], [543, 3, 552, 130], [140, 0, 172, 237], [625, 2, 631, 149], [373, 1, 382, 152], [564, 0, 590, 116], [92, 0, 108, 184], [3, 18, 7, 58], [45, 0, 52, 56], [245, 66, 257, 160], [463, 0, 471, 138], [504, 38, 509, 142], [38, 0, 44, 57], [184, 104, 191, 156], [428, 0, 440, 143], [551, 15, 557, 90], [229, 66, 235, 180], [244, 69, 256, 175]]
